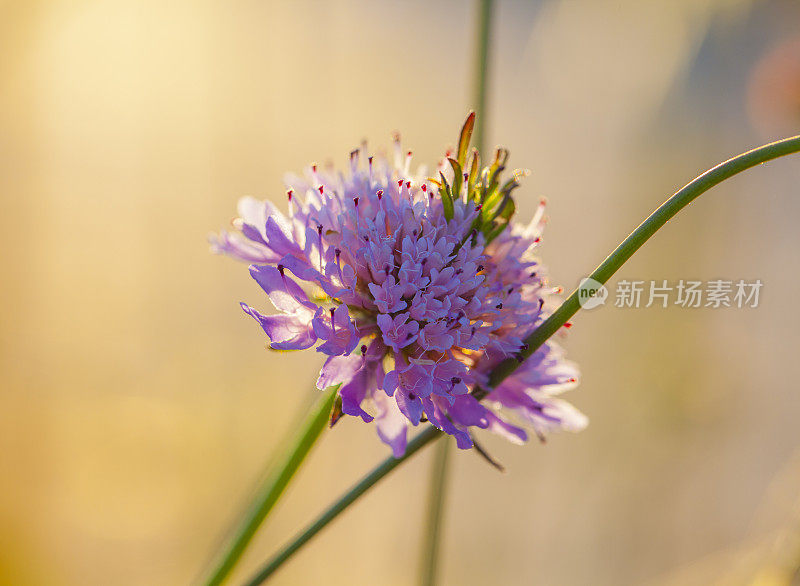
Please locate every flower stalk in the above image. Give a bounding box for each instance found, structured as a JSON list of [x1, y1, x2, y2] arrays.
[[419, 436, 452, 586], [472, 0, 493, 156], [476, 133, 800, 399], [241, 133, 800, 584], [241, 426, 442, 586], [418, 3, 494, 584], [200, 385, 338, 586]]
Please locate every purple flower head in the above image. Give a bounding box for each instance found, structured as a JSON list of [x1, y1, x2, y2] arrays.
[[212, 114, 586, 456]]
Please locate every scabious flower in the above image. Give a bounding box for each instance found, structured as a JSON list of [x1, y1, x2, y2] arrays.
[[212, 114, 586, 456]]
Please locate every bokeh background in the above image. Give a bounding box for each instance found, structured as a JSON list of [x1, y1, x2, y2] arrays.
[[2, 0, 800, 584]]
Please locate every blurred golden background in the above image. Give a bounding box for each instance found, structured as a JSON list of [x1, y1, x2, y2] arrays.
[[2, 0, 800, 584]]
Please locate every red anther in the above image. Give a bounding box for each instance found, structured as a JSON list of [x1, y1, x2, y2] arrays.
[[368, 156, 373, 164], [567, 377, 577, 383], [377, 189, 383, 199], [475, 204, 483, 212], [563, 322, 572, 329], [397, 179, 404, 188], [407, 151, 412, 157], [318, 185, 324, 194], [353, 197, 359, 206], [405, 181, 411, 189], [534, 237, 541, 243], [311, 164, 317, 172], [421, 184, 427, 192], [287, 189, 293, 200]]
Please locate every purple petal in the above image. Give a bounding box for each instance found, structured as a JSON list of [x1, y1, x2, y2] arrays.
[[249, 265, 316, 313], [317, 354, 363, 390], [339, 371, 374, 423], [209, 231, 277, 264], [485, 412, 527, 444], [373, 390, 408, 457], [447, 395, 490, 429], [240, 303, 316, 350], [264, 216, 301, 257]]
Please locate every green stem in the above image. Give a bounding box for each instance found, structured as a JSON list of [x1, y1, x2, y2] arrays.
[[242, 134, 800, 584], [200, 386, 338, 586], [472, 0, 493, 155], [242, 426, 442, 586], [416, 4, 495, 585], [476, 133, 800, 398], [419, 437, 452, 586]]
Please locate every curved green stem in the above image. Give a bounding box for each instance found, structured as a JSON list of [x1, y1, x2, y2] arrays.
[[419, 437, 451, 586], [241, 426, 442, 586], [476, 133, 800, 398], [200, 386, 338, 586], [242, 134, 800, 584]]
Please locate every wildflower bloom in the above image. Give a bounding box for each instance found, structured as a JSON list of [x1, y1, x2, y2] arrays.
[[212, 114, 586, 456]]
